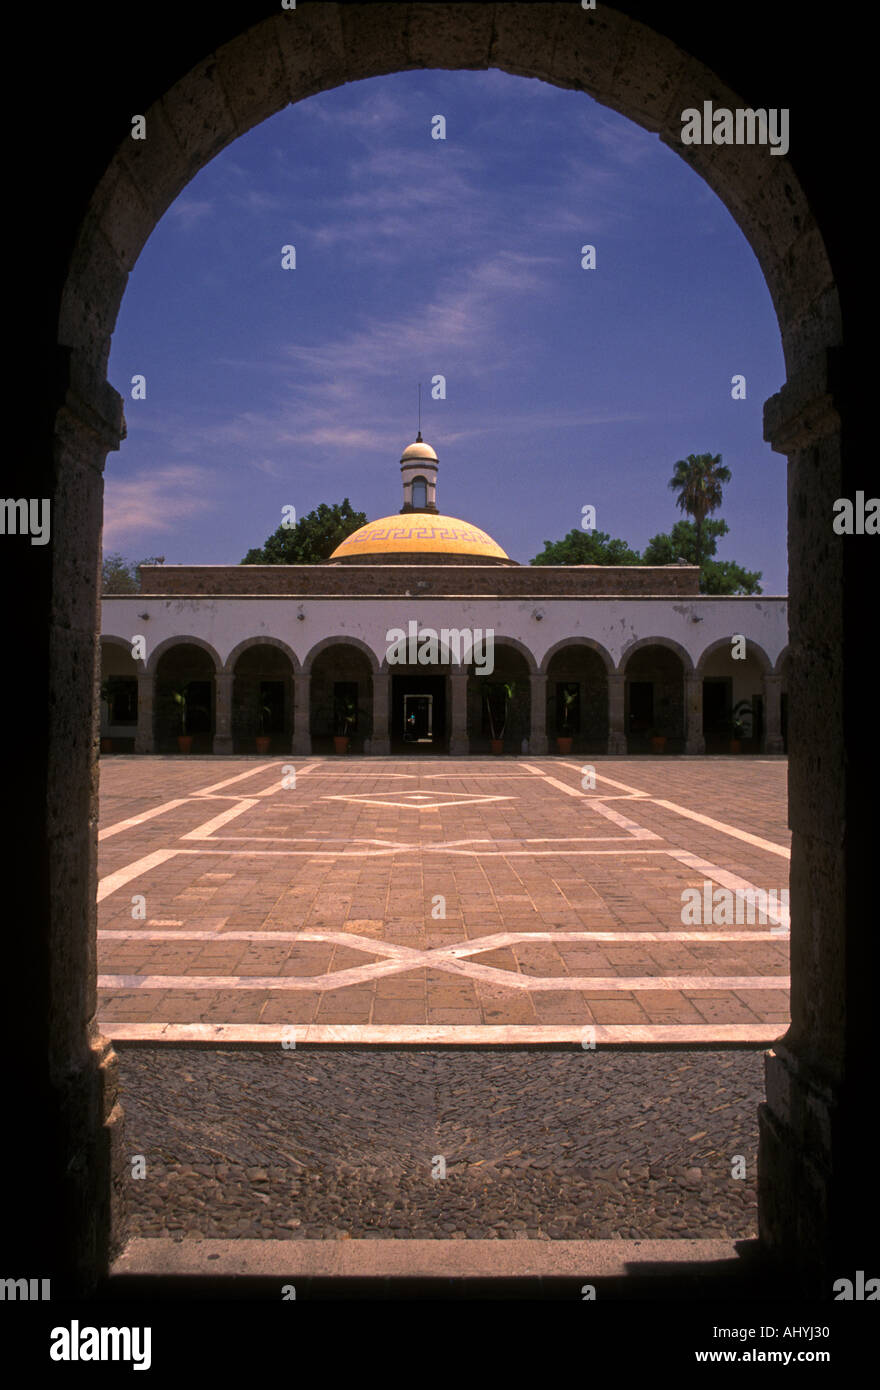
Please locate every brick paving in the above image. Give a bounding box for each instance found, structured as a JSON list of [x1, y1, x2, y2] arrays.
[[97, 757, 791, 1037]]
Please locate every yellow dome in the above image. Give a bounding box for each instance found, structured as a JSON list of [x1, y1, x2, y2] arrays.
[[330, 513, 510, 562]]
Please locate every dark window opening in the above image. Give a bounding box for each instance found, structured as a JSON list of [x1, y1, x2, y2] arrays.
[[628, 681, 653, 732], [106, 677, 137, 725]]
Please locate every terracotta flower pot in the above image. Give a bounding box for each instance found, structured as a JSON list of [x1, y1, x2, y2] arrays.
[[255, 735, 271, 754], [556, 736, 573, 754], [177, 734, 193, 753], [491, 739, 504, 755], [729, 738, 742, 754], [100, 736, 113, 753], [651, 736, 666, 753], [333, 736, 349, 754]]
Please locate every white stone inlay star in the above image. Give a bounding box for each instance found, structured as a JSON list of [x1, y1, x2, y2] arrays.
[[322, 790, 514, 810]]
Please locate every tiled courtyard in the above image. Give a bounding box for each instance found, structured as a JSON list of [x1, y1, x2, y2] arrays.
[[97, 756, 790, 1042]]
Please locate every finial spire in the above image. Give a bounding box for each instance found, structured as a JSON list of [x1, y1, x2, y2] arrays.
[[416, 382, 422, 442]]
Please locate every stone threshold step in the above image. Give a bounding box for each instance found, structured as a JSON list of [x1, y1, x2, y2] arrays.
[[107, 1023, 785, 1045], [112, 1236, 757, 1281]]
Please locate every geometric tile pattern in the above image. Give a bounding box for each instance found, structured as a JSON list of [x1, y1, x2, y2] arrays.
[[96, 757, 791, 1042]]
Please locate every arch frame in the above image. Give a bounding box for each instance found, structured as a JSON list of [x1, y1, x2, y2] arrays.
[[225, 635, 301, 674], [28, 1, 856, 1295], [303, 634, 380, 674], [100, 633, 145, 672], [695, 635, 773, 676], [146, 634, 224, 676], [541, 635, 615, 676], [479, 633, 539, 676], [618, 634, 695, 676]]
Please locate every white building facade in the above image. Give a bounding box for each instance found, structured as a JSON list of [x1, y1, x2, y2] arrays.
[[100, 438, 789, 757]]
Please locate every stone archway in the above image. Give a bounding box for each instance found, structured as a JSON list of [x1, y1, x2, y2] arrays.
[[543, 639, 612, 754], [99, 637, 140, 753], [697, 637, 775, 753], [229, 641, 296, 755], [39, 3, 853, 1291], [153, 642, 218, 754], [307, 641, 375, 755]]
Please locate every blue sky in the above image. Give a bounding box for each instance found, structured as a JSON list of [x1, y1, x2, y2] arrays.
[[106, 68, 788, 592]]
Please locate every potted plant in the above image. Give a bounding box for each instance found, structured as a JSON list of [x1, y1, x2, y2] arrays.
[[255, 698, 273, 755], [556, 685, 577, 754], [333, 693, 357, 753], [171, 683, 192, 753], [729, 699, 753, 754], [486, 679, 516, 754]]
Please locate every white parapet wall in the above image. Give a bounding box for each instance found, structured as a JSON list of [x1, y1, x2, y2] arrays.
[[100, 594, 788, 673]]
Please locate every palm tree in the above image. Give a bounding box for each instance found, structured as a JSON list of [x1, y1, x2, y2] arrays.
[[668, 453, 731, 571]]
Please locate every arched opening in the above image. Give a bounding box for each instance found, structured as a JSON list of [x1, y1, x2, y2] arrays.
[[623, 643, 687, 754], [231, 643, 294, 754], [468, 643, 532, 754], [153, 643, 217, 753], [698, 640, 772, 754], [388, 657, 451, 754], [308, 643, 374, 754], [99, 639, 139, 753], [30, 2, 857, 1295], [545, 643, 610, 754]]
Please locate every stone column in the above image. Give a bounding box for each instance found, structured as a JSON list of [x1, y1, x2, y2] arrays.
[[371, 670, 390, 755], [762, 673, 784, 753], [212, 671, 233, 754], [684, 673, 705, 754], [757, 350, 861, 1289], [607, 673, 626, 754], [448, 670, 469, 754], [529, 673, 548, 754], [134, 672, 154, 753], [36, 348, 129, 1290], [292, 670, 311, 755]]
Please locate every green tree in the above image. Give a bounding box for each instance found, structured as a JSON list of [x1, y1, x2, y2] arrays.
[[643, 520, 761, 593], [699, 559, 763, 595], [642, 519, 729, 566], [101, 553, 165, 593], [530, 528, 642, 566], [668, 452, 731, 570], [241, 499, 367, 564]]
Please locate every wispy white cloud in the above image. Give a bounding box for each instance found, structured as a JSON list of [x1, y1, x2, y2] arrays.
[[102, 465, 216, 543], [292, 85, 412, 133], [167, 197, 215, 228]]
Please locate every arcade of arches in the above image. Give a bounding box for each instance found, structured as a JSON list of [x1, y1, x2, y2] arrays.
[[99, 634, 791, 757]]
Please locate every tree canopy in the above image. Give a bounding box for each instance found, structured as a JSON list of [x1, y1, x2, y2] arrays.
[[668, 452, 732, 569], [528, 474, 762, 594], [530, 528, 642, 566], [241, 499, 368, 564], [642, 520, 761, 593], [102, 553, 165, 593]]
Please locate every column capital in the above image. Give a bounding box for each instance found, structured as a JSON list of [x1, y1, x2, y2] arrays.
[[55, 347, 126, 453], [763, 347, 842, 454]]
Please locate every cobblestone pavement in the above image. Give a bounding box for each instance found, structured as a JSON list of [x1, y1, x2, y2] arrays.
[[118, 1047, 762, 1240], [98, 757, 790, 1038]]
